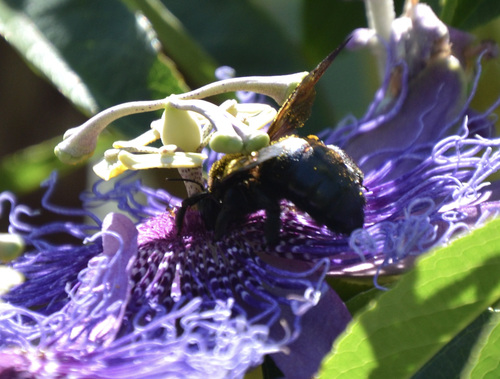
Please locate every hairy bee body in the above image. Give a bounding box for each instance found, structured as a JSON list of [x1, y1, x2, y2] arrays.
[[257, 136, 365, 236], [178, 135, 365, 245]]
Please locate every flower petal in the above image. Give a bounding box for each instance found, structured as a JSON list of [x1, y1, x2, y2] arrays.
[[270, 287, 351, 379]]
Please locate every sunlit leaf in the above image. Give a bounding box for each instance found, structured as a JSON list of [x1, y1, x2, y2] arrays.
[[319, 219, 500, 378]]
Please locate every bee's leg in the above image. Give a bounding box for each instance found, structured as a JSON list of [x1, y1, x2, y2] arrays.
[[247, 186, 281, 246], [175, 192, 210, 235], [262, 199, 281, 247], [197, 196, 222, 231], [213, 184, 281, 245], [213, 186, 251, 240]]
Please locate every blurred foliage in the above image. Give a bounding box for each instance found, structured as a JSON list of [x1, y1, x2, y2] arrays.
[[0, 1, 499, 378], [427, 0, 500, 30]]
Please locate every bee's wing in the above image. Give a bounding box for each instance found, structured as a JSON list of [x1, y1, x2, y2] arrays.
[[267, 37, 351, 141]]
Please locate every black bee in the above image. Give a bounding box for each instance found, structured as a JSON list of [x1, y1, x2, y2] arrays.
[[176, 38, 365, 245]]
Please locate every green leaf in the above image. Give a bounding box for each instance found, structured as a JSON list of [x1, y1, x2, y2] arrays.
[[301, 0, 379, 124], [0, 136, 70, 195], [160, 0, 303, 76], [463, 309, 500, 378], [319, 219, 500, 378], [345, 287, 383, 317], [121, 0, 218, 87], [440, 0, 500, 30], [302, 0, 366, 64], [0, 0, 187, 136], [251, 0, 302, 45], [413, 309, 494, 378], [0, 133, 116, 195], [439, 0, 458, 26]]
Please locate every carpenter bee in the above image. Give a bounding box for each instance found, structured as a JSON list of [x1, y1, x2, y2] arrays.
[[176, 38, 365, 245]]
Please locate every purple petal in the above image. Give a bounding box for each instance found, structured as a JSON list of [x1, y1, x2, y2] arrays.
[[346, 58, 466, 177], [51, 212, 137, 349], [270, 288, 351, 379]]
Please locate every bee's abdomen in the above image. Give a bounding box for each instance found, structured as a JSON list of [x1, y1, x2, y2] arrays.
[[260, 137, 365, 235]]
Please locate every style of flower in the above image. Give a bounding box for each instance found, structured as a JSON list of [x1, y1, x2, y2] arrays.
[[0, 1, 499, 378]]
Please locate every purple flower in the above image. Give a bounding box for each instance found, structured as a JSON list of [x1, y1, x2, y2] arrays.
[[1, 3, 499, 378], [0, 173, 350, 378]]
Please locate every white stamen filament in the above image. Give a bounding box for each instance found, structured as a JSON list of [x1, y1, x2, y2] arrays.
[[364, 0, 396, 79]]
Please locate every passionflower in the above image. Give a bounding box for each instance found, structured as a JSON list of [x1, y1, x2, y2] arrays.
[[0, 1, 499, 378]]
